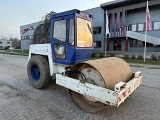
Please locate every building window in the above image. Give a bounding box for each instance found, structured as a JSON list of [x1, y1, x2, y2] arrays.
[[93, 41, 101, 48], [126, 25, 132, 31], [0, 42, 2, 44], [132, 24, 136, 31], [53, 20, 66, 42], [146, 43, 153, 47], [21, 36, 25, 40], [138, 24, 144, 31], [7, 42, 10, 44], [130, 39, 143, 47], [93, 27, 101, 34], [132, 39, 137, 47], [29, 36, 33, 40], [153, 22, 160, 30], [26, 36, 30, 39], [137, 41, 143, 47]]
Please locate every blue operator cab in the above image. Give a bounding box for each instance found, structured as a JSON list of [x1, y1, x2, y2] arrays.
[[50, 9, 93, 65]]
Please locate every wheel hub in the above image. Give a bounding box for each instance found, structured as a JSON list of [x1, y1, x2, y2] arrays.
[[79, 67, 105, 102], [31, 65, 40, 81], [69, 64, 106, 112]]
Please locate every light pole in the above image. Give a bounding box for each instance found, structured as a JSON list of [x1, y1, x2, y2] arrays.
[[21, 46, 23, 54], [11, 42, 13, 53]]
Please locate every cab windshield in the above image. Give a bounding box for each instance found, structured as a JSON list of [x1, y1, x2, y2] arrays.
[[76, 17, 93, 48]]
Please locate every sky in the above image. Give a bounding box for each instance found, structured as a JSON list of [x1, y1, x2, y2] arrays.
[[0, 0, 113, 39]]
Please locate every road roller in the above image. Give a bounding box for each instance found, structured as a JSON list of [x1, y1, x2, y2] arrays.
[[27, 9, 142, 112]]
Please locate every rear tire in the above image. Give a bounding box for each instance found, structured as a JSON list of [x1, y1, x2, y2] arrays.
[[27, 55, 51, 89]]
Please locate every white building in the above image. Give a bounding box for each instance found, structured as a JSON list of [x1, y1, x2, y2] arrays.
[[0, 39, 12, 49]]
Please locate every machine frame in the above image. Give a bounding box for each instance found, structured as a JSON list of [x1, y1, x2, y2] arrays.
[[27, 9, 143, 112], [56, 72, 142, 107], [28, 44, 142, 107]]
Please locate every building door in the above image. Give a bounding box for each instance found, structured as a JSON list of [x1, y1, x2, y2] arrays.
[[113, 40, 121, 50]]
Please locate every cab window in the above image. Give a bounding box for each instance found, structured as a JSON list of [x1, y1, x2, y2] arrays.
[[76, 17, 92, 47], [53, 20, 66, 42]]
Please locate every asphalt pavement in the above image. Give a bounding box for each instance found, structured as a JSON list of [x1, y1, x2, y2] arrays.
[[0, 54, 160, 120]]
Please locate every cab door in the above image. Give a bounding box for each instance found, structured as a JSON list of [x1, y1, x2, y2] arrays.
[[50, 15, 75, 65]]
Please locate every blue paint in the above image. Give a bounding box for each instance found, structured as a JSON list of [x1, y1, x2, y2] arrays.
[[50, 9, 93, 65], [31, 64, 40, 81], [51, 9, 77, 19]]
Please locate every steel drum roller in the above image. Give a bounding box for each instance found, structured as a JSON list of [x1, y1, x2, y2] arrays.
[[71, 57, 132, 90], [69, 57, 133, 112]]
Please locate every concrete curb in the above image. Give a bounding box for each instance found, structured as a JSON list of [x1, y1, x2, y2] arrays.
[[129, 63, 160, 69], [0, 51, 28, 56]]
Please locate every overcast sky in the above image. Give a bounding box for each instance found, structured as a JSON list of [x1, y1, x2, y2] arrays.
[[0, 0, 113, 39]]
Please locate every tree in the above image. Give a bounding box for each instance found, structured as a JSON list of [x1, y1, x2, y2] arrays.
[[9, 37, 21, 48]]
